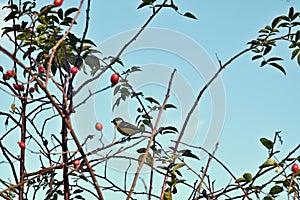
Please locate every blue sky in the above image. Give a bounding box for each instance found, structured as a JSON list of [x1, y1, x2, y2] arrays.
[[0, 0, 300, 199], [81, 0, 300, 173]]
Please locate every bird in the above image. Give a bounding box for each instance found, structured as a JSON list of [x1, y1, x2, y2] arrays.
[[111, 117, 143, 136]]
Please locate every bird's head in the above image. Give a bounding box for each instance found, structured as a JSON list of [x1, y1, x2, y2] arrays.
[[111, 117, 124, 126]]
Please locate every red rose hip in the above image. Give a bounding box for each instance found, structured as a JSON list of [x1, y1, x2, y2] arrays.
[[54, 0, 63, 6], [13, 83, 19, 90], [29, 87, 35, 93], [3, 74, 10, 80], [110, 73, 120, 85], [18, 141, 26, 149], [292, 163, 299, 173], [38, 67, 45, 73], [95, 122, 103, 131], [7, 70, 14, 77], [70, 66, 79, 75], [19, 85, 24, 91], [73, 160, 80, 167]]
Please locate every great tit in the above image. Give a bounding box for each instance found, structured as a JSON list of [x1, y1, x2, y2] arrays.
[[111, 117, 142, 136]]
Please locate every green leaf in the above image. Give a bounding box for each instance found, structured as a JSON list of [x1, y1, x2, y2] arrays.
[[296, 30, 300, 41], [292, 49, 300, 60], [137, 2, 150, 9], [243, 173, 252, 182], [263, 46, 272, 55], [65, 7, 78, 17], [113, 85, 120, 95], [145, 97, 160, 105], [183, 12, 197, 20], [250, 185, 263, 191], [157, 166, 169, 171], [130, 66, 142, 72], [138, 153, 152, 165], [266, 57, 283, 62], [278, 22, 290, 28], [260, 158, 277, 168], [236, 177, 246, 183], [137, 148, 146, 153], [262, 196, 273, 200], [265, 25, 272, 31], [142, 119, 151, 126], [73, 189, 83, 194], [269, 63, 286, 75], [298, 54, 300, 66], [164, 104, 177, 109], [58, 8, 63, 20], [259, 29, 270, 34], [260, 60, 268, 67], [252, 55, 262, 60], [269, 185, 283, 195], [163, 188, 172, 200], [112, 97, 121, 110], [115, 58, 124, 66], [120, 87, 130, 97], [260, 138, 273, 150], [181, 149, 199, 160], [162, 126, 178, 133], [143, 0, 156, 3], [173, 163, 185, 172], [271, 16, 283, 28], [4, 11, 18, 22], [85, 55, 100, 69], [288, 7, 294, 19], [73, 195, 84, 199]]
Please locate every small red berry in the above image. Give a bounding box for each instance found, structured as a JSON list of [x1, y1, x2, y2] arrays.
[[3, 74, 10, 80], [7, 70, 14, 77], [13, 83, 19, 90], [38, 67, 45, 73], [73, 160, 80, 167], [110, 73, 120, 85], [29, 87, 35, 93], [19, 85, 24, 91], [54, 0, 63, 6], [18, 141, 26, 149], [70, 66, 79, 75], [95, 122, 103, 131], [292, 163, 299, 173], [0, 66, 3, 72]]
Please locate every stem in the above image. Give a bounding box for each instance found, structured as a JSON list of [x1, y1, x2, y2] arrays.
[[19, 96, 27, 200], [62, 115, 70, 199], [126, 69, 176, 200]]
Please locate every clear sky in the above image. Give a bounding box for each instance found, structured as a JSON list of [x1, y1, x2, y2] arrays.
[[0, 0, 300, 199]]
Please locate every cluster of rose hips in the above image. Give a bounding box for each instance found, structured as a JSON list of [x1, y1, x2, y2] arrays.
[[1, 66, 36, 93], [1, 66, 15, 81]]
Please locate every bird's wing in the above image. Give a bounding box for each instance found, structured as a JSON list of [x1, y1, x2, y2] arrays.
[[120, 121, 141, 131]]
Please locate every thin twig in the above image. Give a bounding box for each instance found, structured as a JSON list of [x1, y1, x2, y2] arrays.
[[73, 0, 169, 96], [126, 69, 176, 200], [174, 141, 250, 199], [46, 0, 85, 86]]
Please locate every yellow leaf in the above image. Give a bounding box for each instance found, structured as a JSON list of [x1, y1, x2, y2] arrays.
[[11, 103, 16, 112]]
